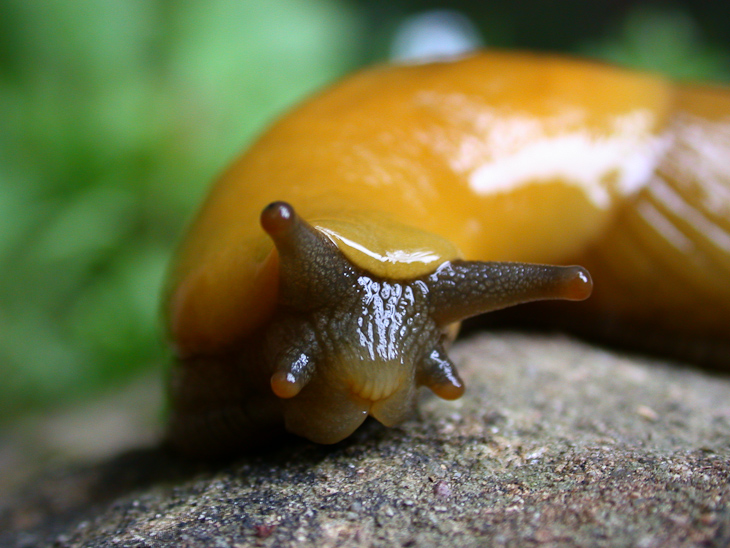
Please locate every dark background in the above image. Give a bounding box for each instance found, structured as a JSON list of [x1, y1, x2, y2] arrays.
[[0, 0, 728, 423]]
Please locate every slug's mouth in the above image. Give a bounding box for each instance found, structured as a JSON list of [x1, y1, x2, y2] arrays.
[[344, 367, 417, 428], [348, 369, 405, 403], [279, 360, 417, 445]]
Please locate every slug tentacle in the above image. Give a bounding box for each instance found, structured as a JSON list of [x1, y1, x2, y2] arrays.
[[261, 201, 356, 310], [266, 318, 320, 399], [426, 261, 593, 326], [417, 345, 465, 401]]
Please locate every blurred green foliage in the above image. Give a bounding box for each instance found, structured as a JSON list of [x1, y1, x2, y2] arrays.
[[582, 6, 729, 80], [0, 0, 364, 419], [0, 0, 727, 421]]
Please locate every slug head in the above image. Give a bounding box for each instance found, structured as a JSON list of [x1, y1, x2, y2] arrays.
[[260, 202, 592, 444]]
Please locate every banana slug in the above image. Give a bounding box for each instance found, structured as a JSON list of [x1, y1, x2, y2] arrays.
[[164, 51, 730, 457]]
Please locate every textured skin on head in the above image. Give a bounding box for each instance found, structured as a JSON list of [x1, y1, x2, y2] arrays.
[[167, 203, 593, 454]]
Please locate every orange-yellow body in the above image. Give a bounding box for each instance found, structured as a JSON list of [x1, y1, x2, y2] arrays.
[[164, 51, 730, 456]]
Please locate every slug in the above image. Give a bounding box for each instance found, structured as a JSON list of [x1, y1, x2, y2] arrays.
[[164, 51, 730, 457]]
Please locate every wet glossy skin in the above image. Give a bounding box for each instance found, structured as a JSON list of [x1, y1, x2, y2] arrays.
[[569, 84, 730, 339], [167, 201, 590, 455], [164, 51, 730, 456], [166, 51, 671, 357]]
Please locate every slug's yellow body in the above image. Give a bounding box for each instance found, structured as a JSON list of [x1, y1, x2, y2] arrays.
[[165, 51, 730, 457]]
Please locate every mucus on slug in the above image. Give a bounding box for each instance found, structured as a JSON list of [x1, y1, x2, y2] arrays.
[[164, 50, 730, 457]]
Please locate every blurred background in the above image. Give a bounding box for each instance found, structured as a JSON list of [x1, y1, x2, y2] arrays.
[[0, 0, 729, 473]]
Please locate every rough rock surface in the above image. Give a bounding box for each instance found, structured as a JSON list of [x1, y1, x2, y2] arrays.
[[2, 332, 729, 547]]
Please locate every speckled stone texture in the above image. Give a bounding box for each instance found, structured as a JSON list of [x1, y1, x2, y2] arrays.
[[2, 332, 729, 547]]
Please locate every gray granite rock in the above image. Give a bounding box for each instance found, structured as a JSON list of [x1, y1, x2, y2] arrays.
[[2, 333, 729, 547]]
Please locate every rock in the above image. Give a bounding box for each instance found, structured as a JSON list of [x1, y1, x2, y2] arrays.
[[1, 332, 729, 547]]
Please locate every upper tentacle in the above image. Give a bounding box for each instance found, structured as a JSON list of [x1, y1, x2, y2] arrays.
[[426, 261, 593, 326], [261, 201, 356, 309]]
